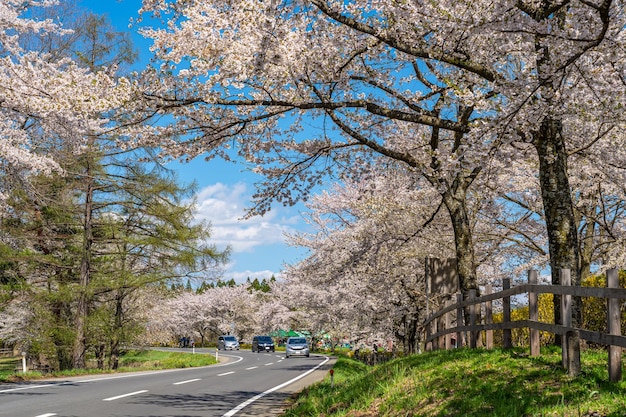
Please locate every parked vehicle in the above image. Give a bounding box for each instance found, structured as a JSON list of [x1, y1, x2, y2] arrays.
[[251, 335, 275, 352], [217, 335, 240, 350], [285, 337, 309, 358]]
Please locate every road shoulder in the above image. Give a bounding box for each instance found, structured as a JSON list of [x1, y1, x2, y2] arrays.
[[236, 354, 337, 417]]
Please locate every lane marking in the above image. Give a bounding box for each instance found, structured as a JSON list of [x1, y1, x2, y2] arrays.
[[217, 371, 235, 376], [173, 378, 201, 385], [222, 356, 330, 417], [35, 414, 57, 417], [245, 366, 258, 370], [103, 390, 148, 401], [0, 353, 245, 394], [0, 384, 53, 393], [264, 363, 273, 366]]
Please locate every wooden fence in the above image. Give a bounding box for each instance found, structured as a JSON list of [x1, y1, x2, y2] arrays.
[[0, 349, 19, 374], [422, 268, 626, 382]]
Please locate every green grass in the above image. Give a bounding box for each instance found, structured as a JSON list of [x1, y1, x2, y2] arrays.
[[282, 347, 626, 417], [117, 349, 218, 370], [0, 349, 217, 382]]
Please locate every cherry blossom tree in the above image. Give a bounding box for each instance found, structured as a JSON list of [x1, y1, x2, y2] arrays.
[[0, 299, 32, 346], [147, 284, 262, 346], [279, 167, 455, 352], [130, 0, 495, 300], [488, 153, 626, 284], [0, 1, 132, 209], [131, 1, 626, 338], [280, 159, 549, 350]]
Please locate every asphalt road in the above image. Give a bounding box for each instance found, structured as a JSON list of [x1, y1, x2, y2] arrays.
[[0, 349, 335, 417]]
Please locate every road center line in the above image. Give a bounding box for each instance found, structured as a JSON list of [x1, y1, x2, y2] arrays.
[[222, 356, 330, 417], [173, 378, 201, 385], [103, 390, 148, 401], [245, 366, 258, 370], [35, 414, 57, 417], [217, 371, 235, 376], [264, 363, 273, 366]]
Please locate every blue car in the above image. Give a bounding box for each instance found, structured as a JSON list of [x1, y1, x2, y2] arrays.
[[252, 335, 275, 352]]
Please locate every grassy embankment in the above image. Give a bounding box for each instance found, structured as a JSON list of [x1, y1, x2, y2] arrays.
[[282, 347, 626, 417], [0, 349, 217, 382]]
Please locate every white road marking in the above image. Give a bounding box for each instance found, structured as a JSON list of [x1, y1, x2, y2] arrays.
[[245, 366, 258, 370], [35, 414, 57, 417], [103, 390, 148, 401], [0, 384, 51, 393], [0, 352, 246, 394], [217, 371, 235, 376], [264, 363, 273, 366], [173, 378, 201, 385], [222, 356, 330, 417]]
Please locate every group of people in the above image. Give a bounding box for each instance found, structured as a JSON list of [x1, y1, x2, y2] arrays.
[[178, 336, 195, 348]]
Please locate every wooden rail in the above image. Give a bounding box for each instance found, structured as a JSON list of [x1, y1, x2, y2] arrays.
[[0, 348, 14, 357], [423, 268, 625, 382]]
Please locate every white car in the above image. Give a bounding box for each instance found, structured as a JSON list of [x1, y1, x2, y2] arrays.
[[217, 335, 240, 350], [285, 337, 309, 358]]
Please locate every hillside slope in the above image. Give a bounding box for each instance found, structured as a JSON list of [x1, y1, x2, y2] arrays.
[[282, 348, 626, 417]]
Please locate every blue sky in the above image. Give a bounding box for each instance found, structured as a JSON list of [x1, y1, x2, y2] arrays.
[[79, 0, 309, 283]]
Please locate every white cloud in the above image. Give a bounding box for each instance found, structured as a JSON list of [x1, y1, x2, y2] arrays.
[[193, 181, 301, 253], [191, 181, 307, 283]]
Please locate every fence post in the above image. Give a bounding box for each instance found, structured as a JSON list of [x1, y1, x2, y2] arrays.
[[503, 278, 512, 349], [561, 268, 571, 369], [431, 314, 438, 351], [528, 270, 540, 356], [456, 292, 464, 348], [469, 289, 477, 348], [560, 269, 580, 376], [445, 298, 453, 350], [485, 284, 493, 349], [607, 268, 622, 382], [437, 306, 446, 350], [425, 311, 432, 352]]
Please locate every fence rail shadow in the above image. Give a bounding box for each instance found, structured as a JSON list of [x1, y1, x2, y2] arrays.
[[351, 350, 404, 366]]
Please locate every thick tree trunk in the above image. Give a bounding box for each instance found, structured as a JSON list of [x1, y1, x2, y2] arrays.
[[442, 180, 479, 297], [96, 343, 105, 370], [524, 0, 583, 333], [109, 293, 125, 370], [72, 167, 94, 369], [109, 340, 120, 370], [534, 116, 582, 329], [72, 293, 87, 369], [404, 316, 419, 354], [440, 178, 479, 327], [395, 312, 419, 354]]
